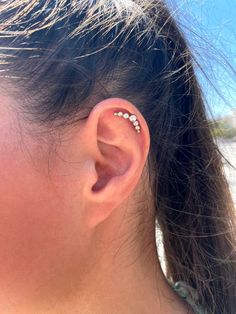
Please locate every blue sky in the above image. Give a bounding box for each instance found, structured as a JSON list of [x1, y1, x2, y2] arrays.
[[166, 0, 236, 119]]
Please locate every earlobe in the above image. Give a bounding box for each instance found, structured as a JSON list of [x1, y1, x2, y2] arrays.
[[81, 98, 150, 228]]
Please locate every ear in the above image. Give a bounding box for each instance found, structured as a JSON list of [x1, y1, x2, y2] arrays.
[[80, 98, 150, 228]]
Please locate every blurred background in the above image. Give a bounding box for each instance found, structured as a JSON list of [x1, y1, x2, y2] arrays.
[[166, 0, 236, 204], [157, 0, 236, 271]]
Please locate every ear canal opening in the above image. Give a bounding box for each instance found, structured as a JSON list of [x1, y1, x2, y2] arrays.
[[91, 162, 112, 192]]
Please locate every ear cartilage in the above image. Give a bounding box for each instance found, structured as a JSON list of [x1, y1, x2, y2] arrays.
[[113, 111, 141, 133]]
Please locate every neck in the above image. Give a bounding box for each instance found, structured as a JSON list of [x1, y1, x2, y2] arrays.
[[0, 209, 181, 314]]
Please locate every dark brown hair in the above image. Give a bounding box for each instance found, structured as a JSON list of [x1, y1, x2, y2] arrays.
[[0, 1, 236, 313]]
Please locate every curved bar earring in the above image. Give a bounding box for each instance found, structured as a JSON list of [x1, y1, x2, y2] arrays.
[[113, 111, 141, 133]]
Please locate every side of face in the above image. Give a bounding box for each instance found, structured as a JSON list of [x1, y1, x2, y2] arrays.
[[0, 93, 150, 289], [0, 93, 88, 283]]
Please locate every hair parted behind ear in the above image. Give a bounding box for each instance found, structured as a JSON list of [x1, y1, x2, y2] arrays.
[[0, 1, 236, 313]]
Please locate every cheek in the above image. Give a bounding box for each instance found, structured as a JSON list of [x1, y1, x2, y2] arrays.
[[0, 137, 82, 280]]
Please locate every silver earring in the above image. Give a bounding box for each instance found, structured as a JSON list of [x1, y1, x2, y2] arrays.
[[113, 111, 141, 133]]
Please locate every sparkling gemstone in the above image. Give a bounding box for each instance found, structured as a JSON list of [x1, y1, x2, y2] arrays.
[[135, 126, 140, 130], [114, 112, 118, 115], [133, 121, 139, 126], [129, 115, 137, 122], [123, 113, 129, 119], [118, 112, 123, 116]]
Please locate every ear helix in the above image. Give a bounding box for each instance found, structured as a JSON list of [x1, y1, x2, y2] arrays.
[[113, 111, 141, 133]]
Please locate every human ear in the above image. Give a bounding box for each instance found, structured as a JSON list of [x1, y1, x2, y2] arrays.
[[80, 98, 150, 228]]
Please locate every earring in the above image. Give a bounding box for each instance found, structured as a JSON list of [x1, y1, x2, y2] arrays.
[[113, 111, 141, 133]]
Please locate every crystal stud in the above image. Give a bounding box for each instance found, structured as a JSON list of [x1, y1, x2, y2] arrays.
[[113, 111, 141, 134], [129, 115, 137, 122]]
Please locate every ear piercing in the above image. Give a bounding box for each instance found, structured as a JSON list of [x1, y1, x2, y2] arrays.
[[113, 111, 141, 133]]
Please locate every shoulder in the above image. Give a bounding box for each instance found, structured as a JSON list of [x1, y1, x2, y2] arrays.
[[168, 280, 208, 314]]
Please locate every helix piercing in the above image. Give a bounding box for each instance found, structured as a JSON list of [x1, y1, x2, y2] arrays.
[[113, 111, 141, 133]]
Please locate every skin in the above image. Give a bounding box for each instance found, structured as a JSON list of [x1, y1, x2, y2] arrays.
[[0, 93, 193, 313]]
